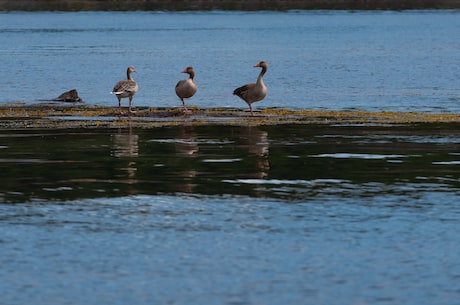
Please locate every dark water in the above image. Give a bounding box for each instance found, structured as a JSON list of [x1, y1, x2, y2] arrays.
[[1, 10, 460, 112], [1, 124, 460, 202], [1, 124, 460, 304]]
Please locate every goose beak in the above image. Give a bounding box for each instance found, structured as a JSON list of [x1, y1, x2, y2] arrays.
[[253, 63, 261, 68]]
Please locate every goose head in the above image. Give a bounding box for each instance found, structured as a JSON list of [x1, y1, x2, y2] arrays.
[[181, 66, 195, 79], [127, 66, 137, 74], [254, 61, 267, 69]]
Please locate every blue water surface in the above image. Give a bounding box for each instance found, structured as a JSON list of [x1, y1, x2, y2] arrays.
[[1, 193, 460, 305], [1, 10, 460, 112]]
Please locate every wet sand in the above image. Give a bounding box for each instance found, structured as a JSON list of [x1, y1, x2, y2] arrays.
[[0, 104, 459, 129]]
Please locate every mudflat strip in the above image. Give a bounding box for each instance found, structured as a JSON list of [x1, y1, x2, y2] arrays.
[[0, 104, 459, 129]]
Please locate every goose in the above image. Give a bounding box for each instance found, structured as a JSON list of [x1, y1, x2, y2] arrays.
[[175, 66, 197, 112], [111, 66, 138, 114], [233, 61, 268, 116]]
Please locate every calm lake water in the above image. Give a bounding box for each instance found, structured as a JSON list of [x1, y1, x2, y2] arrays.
[[1, 10, 460, 112], [0, 124, 459, 305], [1, 10, 460, 305]]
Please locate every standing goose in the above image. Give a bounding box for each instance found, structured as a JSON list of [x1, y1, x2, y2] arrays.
[[111, 66, 138, 114], [175, 66, 197, 112], [233, 61, 268, 116]]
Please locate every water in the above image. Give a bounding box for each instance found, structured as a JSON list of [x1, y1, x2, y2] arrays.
[[1, 10, 460, 112], [1, 10, 460, 305], [0, 124, 460, 304]]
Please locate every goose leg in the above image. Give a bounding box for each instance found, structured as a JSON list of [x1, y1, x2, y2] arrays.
[[181, 99, 191, 113], [128, 97, 136, 114], [117, 97, 124, 115]]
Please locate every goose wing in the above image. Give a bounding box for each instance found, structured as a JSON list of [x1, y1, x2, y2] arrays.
[[233, 83, 255, 103], [113, 80, 137, 94]]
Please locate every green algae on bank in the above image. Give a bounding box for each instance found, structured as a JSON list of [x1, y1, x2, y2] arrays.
[[0, 104, 459, 129]]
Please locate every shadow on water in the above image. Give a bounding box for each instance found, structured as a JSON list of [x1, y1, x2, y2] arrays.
[[0, 123, 459, 203]]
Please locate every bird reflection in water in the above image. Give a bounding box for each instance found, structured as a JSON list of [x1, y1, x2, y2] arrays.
[[111, 125, 139, 183], [174, 126, 199, 192], [240, 126, 270, 179]]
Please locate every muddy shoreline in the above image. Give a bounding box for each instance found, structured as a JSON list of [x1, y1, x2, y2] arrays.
[[2, 0, 460, 11], [0, 104, 459, 129]]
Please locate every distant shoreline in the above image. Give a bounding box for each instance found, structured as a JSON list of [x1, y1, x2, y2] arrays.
[[2, 0, 460, 11]]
